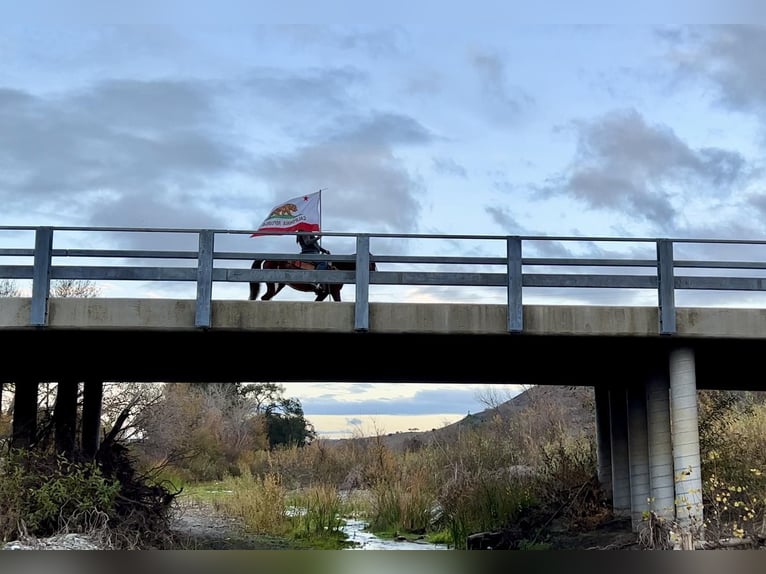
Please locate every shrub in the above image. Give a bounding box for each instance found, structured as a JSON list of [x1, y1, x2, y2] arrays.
[[0, 449, 120, 541]]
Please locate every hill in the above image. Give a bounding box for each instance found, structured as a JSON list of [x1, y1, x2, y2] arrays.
[[320, 385, 596, 451]]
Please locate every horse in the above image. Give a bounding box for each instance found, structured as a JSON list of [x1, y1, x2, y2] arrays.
[[248, 256, 377, 302]]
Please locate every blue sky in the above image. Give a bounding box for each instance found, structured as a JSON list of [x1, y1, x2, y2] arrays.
[[2, 3, 765, 436]]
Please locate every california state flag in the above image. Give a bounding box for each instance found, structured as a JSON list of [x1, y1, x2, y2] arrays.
[[251, 191, 321, 236]]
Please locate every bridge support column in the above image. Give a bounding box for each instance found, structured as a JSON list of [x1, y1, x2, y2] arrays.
[[81, 381, 103, 459], [646, 376, 675, 521], [669, 347, 703, 535], [594, 386, 613, 502], [54, 380, 78, 458], [11, 381, 38, 449], [627, 383, 650, 531], [609, 388, 631, 516]]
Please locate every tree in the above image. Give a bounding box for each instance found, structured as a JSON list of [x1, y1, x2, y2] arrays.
[[133, 384, 268, 480], [189, 383, 244, 408], [132, 382, 315, 479], [191, 382, 316, 448], [50, 279, 101, 298], [0, 279, 21, 297], [0, 277, 101, 298], [263, 395, 316, 448], [242, 383, 285, 413], [99, 383, 165, 442]]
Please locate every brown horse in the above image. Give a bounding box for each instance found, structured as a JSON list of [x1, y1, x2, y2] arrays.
[[248, 257, 377, 302]]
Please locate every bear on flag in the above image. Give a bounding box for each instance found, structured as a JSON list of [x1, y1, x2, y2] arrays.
[[251, 191, 321, 237]]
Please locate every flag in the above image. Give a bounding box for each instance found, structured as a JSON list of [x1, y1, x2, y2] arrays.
[[251, 191, 321, 236]]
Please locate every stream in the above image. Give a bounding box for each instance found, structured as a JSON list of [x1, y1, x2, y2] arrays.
[[341, 517, 451, 550]]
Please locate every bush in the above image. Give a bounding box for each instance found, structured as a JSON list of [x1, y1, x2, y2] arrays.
[[0, 449, 120, 541]]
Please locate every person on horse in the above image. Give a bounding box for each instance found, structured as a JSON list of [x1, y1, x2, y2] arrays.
[[296, 233, 330, 292]]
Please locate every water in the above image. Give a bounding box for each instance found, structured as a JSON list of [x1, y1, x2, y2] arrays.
[[341, 518, 450, 550]]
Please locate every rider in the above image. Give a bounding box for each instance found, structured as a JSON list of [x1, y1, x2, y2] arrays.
[[296, 233, 330, 291]]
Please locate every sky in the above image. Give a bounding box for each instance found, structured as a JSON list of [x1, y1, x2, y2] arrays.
[[2, 2, 766, 437]]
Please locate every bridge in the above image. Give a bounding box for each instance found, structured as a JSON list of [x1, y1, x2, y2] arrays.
[[4, 225, 766, 538]]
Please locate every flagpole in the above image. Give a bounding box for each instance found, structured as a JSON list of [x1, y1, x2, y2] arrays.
[[318, 188, 324, 248]]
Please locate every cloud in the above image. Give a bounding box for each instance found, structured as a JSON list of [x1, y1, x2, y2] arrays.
[[253, 112, 431, 232], [243, 66, 365, 119], [301, 386, 498, 416], [537, 108, 752, 229], [470, 51, 533, 125], [0, 79, 243, 226], [432, 157, 467, 178], [485, 205, 522, 232], [267, 25, 408, 60], [666, 26, 766, 118], [0, 58, 431, 235]]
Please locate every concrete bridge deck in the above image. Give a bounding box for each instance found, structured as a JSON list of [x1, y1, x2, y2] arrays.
[[1, 298, 765, 387]]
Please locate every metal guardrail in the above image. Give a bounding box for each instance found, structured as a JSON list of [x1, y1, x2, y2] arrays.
[[3, 226, 766, 334]]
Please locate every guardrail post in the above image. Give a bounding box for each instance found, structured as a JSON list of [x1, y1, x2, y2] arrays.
[[195, 230, 215, 328], [354, 234, 371, 332], [657, 239, 676, 335], [507, 236, 523, 333], [30, 227, 53, 326]]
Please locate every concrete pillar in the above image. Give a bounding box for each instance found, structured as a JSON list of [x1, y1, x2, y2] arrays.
[[54, 380, 78, 457], [81, 381, 103, 459], [669, 348, 703, 533], [609, 388, 631, 516], [11, 381, 38, 449], [594, 386, 613, 501], [646, 376, 675, 521], [627, 383, 650, 531]]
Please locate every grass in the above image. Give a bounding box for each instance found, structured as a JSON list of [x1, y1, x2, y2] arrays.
[[183, 474, 357, 549], [15, 388, 766, 550], [179, 478, 449, 550], [180, 481, 233, 501]]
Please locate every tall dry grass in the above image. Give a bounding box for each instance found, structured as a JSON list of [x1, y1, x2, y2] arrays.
[[700, 397, 766, 542], [214, 471, 290, 535], [244, 441, 359, 489], [289, 484, 345, 538], [229, 389, 599, 548]]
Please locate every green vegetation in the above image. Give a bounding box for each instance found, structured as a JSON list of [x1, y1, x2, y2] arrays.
[[0, 449, 120, 538], [2, 385, 766, 549]]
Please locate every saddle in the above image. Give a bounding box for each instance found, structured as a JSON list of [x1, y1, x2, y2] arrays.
[[289, 260, 316, 271], [289, 260, 336, 271], [289, 260, 334, 294]]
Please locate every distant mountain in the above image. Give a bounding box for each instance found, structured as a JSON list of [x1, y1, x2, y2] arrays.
[[319, 385, 596, 451]]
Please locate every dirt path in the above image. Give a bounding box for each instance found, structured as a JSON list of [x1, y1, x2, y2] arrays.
[[168, 498, 299, 550]]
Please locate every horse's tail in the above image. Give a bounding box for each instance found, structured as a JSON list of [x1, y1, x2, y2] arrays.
[[249, 260, 263, 300]]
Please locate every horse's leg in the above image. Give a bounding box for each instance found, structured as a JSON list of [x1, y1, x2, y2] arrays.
[[261, 282, 277, 301], [249, 260, 263, 301], [322, 285, 341, 302]]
